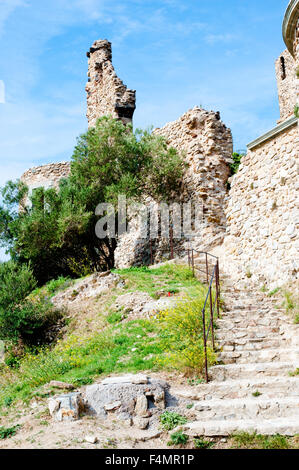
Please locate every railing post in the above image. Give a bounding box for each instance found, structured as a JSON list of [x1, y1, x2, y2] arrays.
[[202, 308, 209, 383], [191, 249, 195, 277], [209, 283, 215, 351], [216, 259, 220, 319], [205, 253, 209, 284], [170, 224, 174, 260], [150, 239, 153, 265], [187, 248, 190, 268]]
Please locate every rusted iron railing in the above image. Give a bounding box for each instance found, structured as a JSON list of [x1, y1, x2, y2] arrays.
[[149, 240, 220, 383], [187, 248, 220, 383]]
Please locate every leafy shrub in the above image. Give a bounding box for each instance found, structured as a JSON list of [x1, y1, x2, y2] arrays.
[[0, 425, 20, 440], [156, 295, 217, 377], [0, 300, 63, 346], [160, 411, 187, 431], [230, 152, 244, 175], [0, 261, 37, 311], [167, 430, 189, 446]]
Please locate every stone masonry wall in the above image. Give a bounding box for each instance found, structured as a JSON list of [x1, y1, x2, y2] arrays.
[[275, 49, 298, 123], [114, 107, 233, 268], [223, 123, 298, 287], [86, 40, 136, 128], [21, 162, 71, 208]]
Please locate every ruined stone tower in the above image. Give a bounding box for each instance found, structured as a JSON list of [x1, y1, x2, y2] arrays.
[[86, 40, 136, 128]]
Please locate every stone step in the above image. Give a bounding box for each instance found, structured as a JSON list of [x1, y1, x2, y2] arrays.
[[209, 362, 297, 381], [218, 347, 299, 364], [181, 416, 299, 437], [215, 326, 283, 340], [174, 377, 299, 401], [192, 396, 299, 421], [217, 338, 285, 352], [217, 318, 283, 330]]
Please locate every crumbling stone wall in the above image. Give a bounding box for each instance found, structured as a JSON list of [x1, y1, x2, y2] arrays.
[[114, 107, 233, 268], [21, 162, 70, 208], [86, 40, 136, 128], [275, 49, 298, 123]]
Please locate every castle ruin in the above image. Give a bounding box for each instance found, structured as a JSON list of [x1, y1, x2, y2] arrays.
[[20, 0, 298, 287]]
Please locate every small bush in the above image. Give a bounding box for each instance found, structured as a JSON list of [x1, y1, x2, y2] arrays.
[[0, 425, 20, 440], [0, 261, 37, 311], [160, 411, 187, 431], [156, 295, 217, 377], [0, 300, 63, 346], [167, 430, 189, 446]]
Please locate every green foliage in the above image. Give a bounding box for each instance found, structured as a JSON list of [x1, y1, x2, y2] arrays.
[[107, 312, 124, 324], [252, 390, 262, 397], [0, 319, 162, 408], [230, 152, 244, 176], [167, 430, 189, 446], [160, 411, 188, 431], [194, 438, 214, 449], [156, 293, 217, 377], [0, 425, 20, 440], [232, 432, 291, 450], [0, 299, 63, 346], [0, 117, 185, 284], [0, 261, 37, 311], [294, 104, 299, 118], [268, 287, 280, 297]]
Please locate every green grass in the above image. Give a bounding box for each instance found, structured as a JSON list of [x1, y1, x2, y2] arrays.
[[30, 276, 73, 300], [0, 319, 163, 409], [113, 264, 202, 299], [268, 287, 280, 297], [232, 432, 293, 449], [0, 263, 212, 413], [194, 438, 214, 449]]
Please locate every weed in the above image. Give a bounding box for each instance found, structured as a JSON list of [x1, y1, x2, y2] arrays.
[[0, 425, 20, 440], [186, 404, 193, 409], [160, 411, 187, 431], [167, 430, 189, 446], [194, 438, 214, 449], [268, 288, 280, 297], [107, 312, 124, 324], [232, 432, 291, 449], [252, 391, 262, 397]]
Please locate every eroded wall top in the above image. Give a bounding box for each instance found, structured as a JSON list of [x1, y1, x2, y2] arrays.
[[86, 40, 136, 128]]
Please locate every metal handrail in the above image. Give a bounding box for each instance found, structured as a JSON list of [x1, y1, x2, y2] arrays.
[[149, 241, 220, 383], [187, 248, 220, 383]]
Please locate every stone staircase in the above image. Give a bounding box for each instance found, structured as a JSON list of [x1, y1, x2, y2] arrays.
[[174, 274, 299, 437]]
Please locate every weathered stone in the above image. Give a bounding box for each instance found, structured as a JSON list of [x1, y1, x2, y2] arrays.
[[133, 417, 149, 430], [49, 381, 74, 390], [104, 401, 122, 411], [48, 392, 85, 422], [85, 435, 98, 444], [134, 394, 148, 417]]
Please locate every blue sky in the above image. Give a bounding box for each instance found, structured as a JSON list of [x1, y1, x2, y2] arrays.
[[0, 0, 289, 187]]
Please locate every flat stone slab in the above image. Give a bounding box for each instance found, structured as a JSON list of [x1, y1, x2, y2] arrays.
[[101, 374, 149, 385], [85, 377, 168, 419]]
